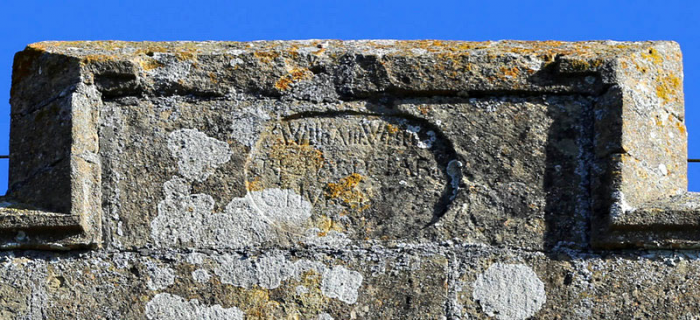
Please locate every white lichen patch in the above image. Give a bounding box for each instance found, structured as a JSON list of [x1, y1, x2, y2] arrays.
[[214, 254, 295, 289], [147, 53, 195, 87], [658, 163, 668, 176], [145, 261, 176, 291], [296, 285, 309, 294], [318, 313, 334, 320], [211, 253, 363, 305], [192, 269, 211, 283], [167, 129, 232, 181], [229, 108, 270, 148], [213, 253, 326, 289], [321, 265, 364, 304], [146, 293, 244, 320], [405, 125, 436, 149], [151, 178, 268, 249], [248, 188, 313, 225], [151, 177, 313, 249], [153, 129, 315, 249], [303, 229, 352, 248], [609, 191, 636, 219], [472, 263, 546, 320]]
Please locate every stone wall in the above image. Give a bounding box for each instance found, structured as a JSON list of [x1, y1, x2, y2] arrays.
[[0, 40, 697, 319]]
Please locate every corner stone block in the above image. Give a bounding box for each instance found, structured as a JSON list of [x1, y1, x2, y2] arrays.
[[1, 47, 101, 249]]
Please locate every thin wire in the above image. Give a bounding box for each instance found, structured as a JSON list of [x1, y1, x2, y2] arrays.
[[0, 155, 699, 162]]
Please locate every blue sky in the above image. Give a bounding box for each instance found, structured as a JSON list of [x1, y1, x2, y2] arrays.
[[1, 0, 699, 193]]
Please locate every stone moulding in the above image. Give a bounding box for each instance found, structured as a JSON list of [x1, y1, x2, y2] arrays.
[[0, 47, 101, 249], [0, 40, 694, 250]]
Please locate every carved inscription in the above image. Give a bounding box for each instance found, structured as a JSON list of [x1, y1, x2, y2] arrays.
[[245, 113, 458, 239]]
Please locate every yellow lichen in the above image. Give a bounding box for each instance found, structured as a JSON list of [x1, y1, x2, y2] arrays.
[[174, 50, 197, 61], [220, 268, 332, 319], [656, 74, 681, 104], [676, 121, 686, 135], [568, 59, 590, 71], [82, 54, 117, 64], [642, 47, 664, 65], [590, 59, 604, 68], [228, 288, 283, 319], [138, 58, 165, 71], [316, 215, 343, 237]]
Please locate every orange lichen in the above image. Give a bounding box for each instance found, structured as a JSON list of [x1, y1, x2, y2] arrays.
[[500, 66, 520, 78], [245, 177, 265, 191], [666, 114, 686, 135], [268, 139, 325, 182], [326, 173, 363, 198], [208, 72, 218, 84], [253, 51, 280, 64], [325, 173, 369, 209], [274, 68, 313, 91], [24, 40, 655, 64], [385, 124, 400, 134], [26, 43, 49, 51], [312, 47, 326, 56], [275, 77, 293, 91], [287, 45, 299, 58], [417, 105, 432, 115]]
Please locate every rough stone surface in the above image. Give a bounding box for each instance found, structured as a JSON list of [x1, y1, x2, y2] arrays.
[[0, 40, 697, 319], [146, 293, 245, 320]]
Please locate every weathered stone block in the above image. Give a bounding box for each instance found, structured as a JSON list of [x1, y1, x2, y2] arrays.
[[0, 40, 697, 319]]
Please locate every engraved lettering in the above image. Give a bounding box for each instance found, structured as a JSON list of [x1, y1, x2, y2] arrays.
[[245, 113, 459, 239]]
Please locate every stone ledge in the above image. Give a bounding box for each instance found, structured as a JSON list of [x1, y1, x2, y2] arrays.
[[611, 192, 700, 229], [0, 207, 83, 231]]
